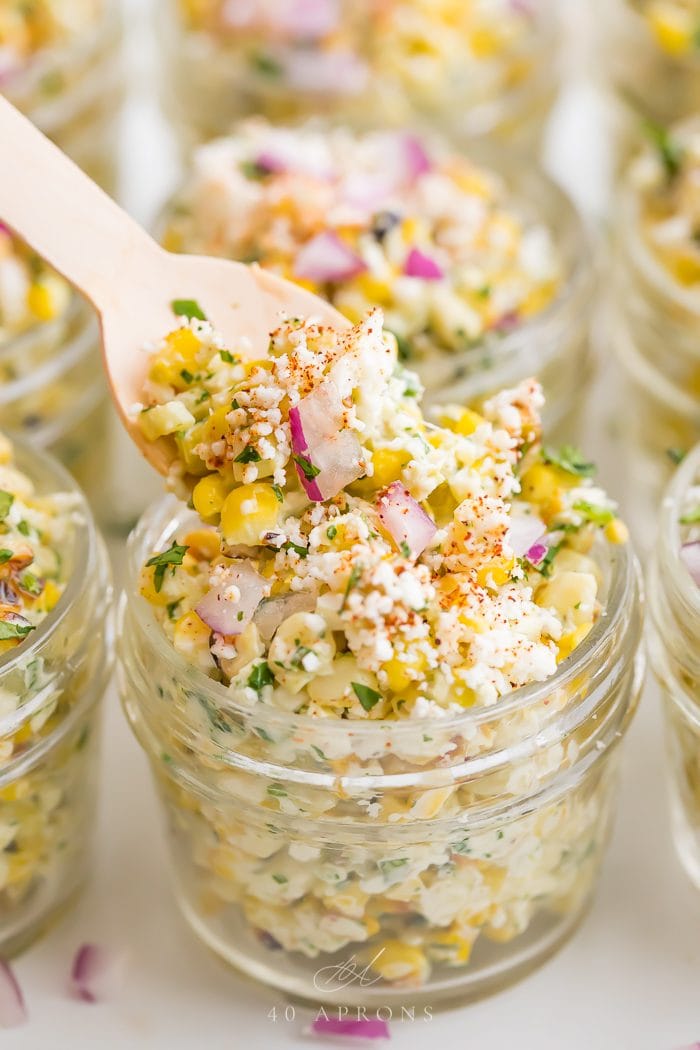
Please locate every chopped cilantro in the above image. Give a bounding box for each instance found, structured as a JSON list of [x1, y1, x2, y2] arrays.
[[267, 784, 287, 798], [284, 541, 308, 559], [351, 682, 382, 712], [538, 542, 562, 578], [0, 619, 35, 641], [17, 521, 31, 537], [180, 368, 194, 384], [667, 447, 687, 465], [271, 484, 284, 503], [543, 445, 595, 478], [399, 540, 411, 558], [311, 744, 327, 761], [147, 542, 189, 592], [341, 564, 362, 611], [680, 506, 700, 525], [326, 525, 338, 541], [387, 328, 411, 362], [0, 550, 13, 564], [235, 446, 261, 463], [272, 873, 288, 884], [0, 491, 14, 521], [171, 298, 207, 322], [293, 454, 321, 481], [19, 572, 43, 596], [239, 159, 270, 181], [231, 398, 241, 410], [248, 662, 274, 693], [573, 500, 614, 526], [378, 858, 408, 877], [290, 644, 313, 670], [166, 600, 181, 621], [220, 349, 235, 363], [642, 117, 682, 181], [251, 51, 282, 77]]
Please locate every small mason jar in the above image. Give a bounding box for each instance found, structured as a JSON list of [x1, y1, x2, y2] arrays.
[[648, 444, 700, 889], [119, 498, 642, 1007], [0, 438, 113, 957], [609, 175, 700, 532], [158, 0, 559, 156], [0, 1, 123, 192], [0, 296, 110, 510]]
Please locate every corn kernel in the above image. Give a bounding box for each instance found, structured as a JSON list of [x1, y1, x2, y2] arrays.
[[382, 652, 427, 693], [648, 4, 693, 54], [604, 518, 629, 545], [173, 611, 212, 659], [149, 328, 203, 389], [192, 475, 230, 521], [557, 622, 593, 662], [370, 940, 429, 985], [220, 483, 280, 546], [476, 557, 515, 589], [372, 447, 411, 488], [184, 529, 220, 560]]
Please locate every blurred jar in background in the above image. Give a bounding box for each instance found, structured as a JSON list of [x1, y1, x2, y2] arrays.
[[0, 225, 109, 509], [159, 119, 594, 441], [159, 0, 559, 156], [647, 444, 700, 891], [602, 0, 700, 162], [0, 0, 123, 192], [610, 117, 700, 541]]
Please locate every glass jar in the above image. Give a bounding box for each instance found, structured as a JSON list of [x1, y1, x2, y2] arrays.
[[648, 444, 700, 889], [158, 0, 559, 156], [119, 497, 642, 1007], [609, 179, 700, 536], [0, 296, 109, 509], [160, 135, 595, 445], [0, 438, 113, 957], [0, 1, 123, 192]]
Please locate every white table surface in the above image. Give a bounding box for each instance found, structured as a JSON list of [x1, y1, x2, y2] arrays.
[[7, 3, 700, 1048]]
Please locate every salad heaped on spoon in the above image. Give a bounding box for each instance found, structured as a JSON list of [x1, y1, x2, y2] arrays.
[[135, 306, 627, 716]]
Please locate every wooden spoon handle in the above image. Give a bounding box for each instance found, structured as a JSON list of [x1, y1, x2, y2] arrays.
[[0, 95, 159, 314]]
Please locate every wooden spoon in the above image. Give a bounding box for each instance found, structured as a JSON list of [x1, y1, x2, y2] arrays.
[[0, 96, 348, 476]]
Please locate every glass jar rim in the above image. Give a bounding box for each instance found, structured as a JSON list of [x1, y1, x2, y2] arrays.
[[127, 495, 639, 743], [657, 441, 700, 622]]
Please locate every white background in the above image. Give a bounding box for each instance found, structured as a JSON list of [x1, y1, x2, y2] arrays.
[[6, 2, 700, 1048]]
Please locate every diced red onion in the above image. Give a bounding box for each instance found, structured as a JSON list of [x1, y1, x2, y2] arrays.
[[196, 563, 269, 636], [70, 944, 125, 1004], [294, 231, 367, 284], [254, 591, 317, 642], [508, 515, 545, 558], [402, 134, 432, 181], [494, 310, 520, 333], [681, 541, 700, 587], [404, 248, 444, 281], [306, 1016, 390, 1042], [254, 151, 287, 175], [0, 961, 26, 1028], [289, 379, 363, 501], [377, 482, 437, 558], [526, 541, 549, 568]]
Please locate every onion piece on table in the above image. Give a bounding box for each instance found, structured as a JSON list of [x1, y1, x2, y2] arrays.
[[196, 563, 269, 636], [305, 1016, 390, 1042], [290, 379, 363, 501], [70, 944, 125, 1004], [0, 960, 26, 1028], [377, 482, 437, 558]]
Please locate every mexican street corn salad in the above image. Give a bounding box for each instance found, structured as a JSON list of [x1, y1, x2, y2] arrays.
[[0, 226, 70, 348], [121, 307, 638, 990], [163, 121, 562, 388], [0, 0, 103, 77]]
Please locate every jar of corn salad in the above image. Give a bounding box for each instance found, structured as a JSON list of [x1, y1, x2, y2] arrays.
[[0, 0, 122, 192], [118, 309, 642, 1005], [160, 121, 594, 441], [602, 0, 700, 159], [159, 0, 559, 155], [611, 117, 700, 534], [0, 226, 109, 507], [648, 444, 700, 889], [0, 432, 112, 957]]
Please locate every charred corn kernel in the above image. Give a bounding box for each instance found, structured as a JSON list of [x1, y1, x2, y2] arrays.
[[184, 529, 220, 560], [370, 941, 429, 984], [372, 448, 412, 488], [557, 622, 593, 662], [140, 402, 195, 441], [192, 475, 230, 520], [604, 518, 629, 545], [382, 653, 427, 693], [477, 556, 515, 589], [220, 483, 280, 546], [173, 611, 212, 659], [648, 4, 692, 54]]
